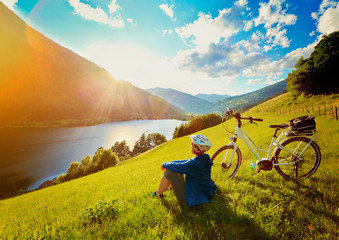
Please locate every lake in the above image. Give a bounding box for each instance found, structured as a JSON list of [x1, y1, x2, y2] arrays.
[[0, 119, 184, 196]]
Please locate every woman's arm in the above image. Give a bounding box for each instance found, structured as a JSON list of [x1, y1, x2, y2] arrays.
[[162, 159, 196, 175]]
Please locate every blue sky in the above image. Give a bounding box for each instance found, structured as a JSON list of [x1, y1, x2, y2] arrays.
[[2, 0, 339, 95]]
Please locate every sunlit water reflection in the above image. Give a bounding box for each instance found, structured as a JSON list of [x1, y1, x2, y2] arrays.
[[0, 119, 184, 195]]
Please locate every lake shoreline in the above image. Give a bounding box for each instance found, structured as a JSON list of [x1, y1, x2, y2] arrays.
[[3, 116, 187, 129]]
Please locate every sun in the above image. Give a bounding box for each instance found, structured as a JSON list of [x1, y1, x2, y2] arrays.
[[83, 41, 157, 80]]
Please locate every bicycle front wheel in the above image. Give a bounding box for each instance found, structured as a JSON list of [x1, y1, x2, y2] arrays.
[[211, 145, 242, 179], [274, 137, 321, 180]]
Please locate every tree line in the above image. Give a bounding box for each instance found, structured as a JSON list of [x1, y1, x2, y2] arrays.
[[173, 113, 223, 138], [55, 133, 167, 184]]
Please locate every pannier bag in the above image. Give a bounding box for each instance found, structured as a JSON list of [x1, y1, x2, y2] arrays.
[[289, 115, 316, 131]]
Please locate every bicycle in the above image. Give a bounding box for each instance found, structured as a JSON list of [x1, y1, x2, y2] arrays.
[[211, 108, 321, 180]]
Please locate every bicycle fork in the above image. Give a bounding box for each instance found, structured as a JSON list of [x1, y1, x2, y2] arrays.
[[221, 142, 237, 169]]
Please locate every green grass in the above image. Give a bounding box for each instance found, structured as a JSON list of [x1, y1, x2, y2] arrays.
[[0, 93, 338, 239]]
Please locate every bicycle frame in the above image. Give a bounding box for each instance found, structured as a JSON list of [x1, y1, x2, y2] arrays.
[[221, 126, 317, 168]]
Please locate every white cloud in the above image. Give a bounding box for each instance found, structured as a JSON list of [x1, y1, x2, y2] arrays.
[[159, 4, 175, 21], [244, 20, 254, 31], [126, 18, 136, 27], [242, 41, 316, 83], [172, 0, 300, 84], [249, 0, 297, 49], [317, 2, 339, 34], [174, 32, 317, 86], [175, 40, 269, 80], [175, 1, 248, 51], [239, 31, 263, 51], [1, 0, 17, 10], [312, 0, 337, 20], [235, 0, 248, 7], [254, 0, 297, 28], [108, 0, 121, 14], [68, 0, 124, 28], [162, 29, 173, 36], [265, 27, 290, 49]]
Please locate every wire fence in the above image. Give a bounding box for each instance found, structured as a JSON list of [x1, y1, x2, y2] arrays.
[[274, 104, 338, 120]]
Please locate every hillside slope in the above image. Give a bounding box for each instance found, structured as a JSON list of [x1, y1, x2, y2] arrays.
[[214, 80, 287, 112], [0, 93, 338, 239], [146, 87, 214, 114], [0, 3, 182, 126]]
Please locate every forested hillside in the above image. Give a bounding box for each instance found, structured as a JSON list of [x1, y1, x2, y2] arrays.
[[286, 31, 339, 96], [214, 80, 287, 112]]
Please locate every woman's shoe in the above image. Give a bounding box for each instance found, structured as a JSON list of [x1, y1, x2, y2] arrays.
[[152, 190, 164, 198]]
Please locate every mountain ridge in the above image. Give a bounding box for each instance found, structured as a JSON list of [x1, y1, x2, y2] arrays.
[[214, 80, 287, 112], [146, 81, 287, 114], [195, 93, 231, 103], [146, 87, 214, 114]]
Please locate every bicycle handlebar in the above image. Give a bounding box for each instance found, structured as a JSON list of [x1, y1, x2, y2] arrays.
[[244, 117, 263, 122], [225, 107, 263, 127]]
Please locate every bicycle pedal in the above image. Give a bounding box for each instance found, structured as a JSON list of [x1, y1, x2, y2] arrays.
[[221, 163, 230, 169]]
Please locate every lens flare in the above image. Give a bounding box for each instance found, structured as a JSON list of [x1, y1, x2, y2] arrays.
[[250, 162, 257, 171], [115, 94, 124, 110], [25, 0, 53, 55]]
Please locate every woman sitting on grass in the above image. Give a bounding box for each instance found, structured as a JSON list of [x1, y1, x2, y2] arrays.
[[152, 134, 216, 207]]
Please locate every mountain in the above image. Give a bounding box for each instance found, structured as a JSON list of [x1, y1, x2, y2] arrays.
[[214, 80, 287, 112], [0, 3, 182, 126], [146, 81, 286, 115], [195, 93, 230, 103], [146, 88, 214, 114]]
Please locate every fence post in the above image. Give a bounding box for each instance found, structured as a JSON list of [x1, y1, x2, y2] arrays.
[[336, 106, 338, 120], [318, 106, 321, 116], [324, 104, 326, 116]]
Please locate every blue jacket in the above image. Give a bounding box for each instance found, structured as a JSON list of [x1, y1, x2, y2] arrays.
[[162, 154, 216, 207]]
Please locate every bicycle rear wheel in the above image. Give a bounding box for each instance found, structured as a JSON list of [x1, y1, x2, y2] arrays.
[[274, 137, 321, 180], [211, 145, 242, 179]]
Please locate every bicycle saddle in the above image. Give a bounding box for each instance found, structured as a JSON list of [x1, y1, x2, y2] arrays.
[[269, 123, 288, 129]]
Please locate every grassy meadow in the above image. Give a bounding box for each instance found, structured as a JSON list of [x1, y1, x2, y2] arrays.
[[0, 93, 338, 239]]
